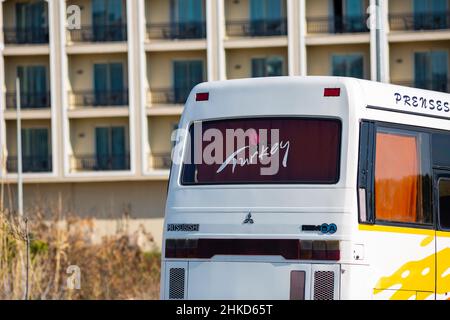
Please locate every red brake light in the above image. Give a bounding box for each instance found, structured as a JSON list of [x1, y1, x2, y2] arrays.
[[324, 88, 341, 97], [196, 92, 209, 101]]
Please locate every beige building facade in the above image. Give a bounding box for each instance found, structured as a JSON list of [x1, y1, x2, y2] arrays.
[[0, 0, 449, 249]]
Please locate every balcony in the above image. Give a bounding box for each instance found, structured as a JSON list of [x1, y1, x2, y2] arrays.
[[68, 24, 127, 42], [70, 90, 129, 108], [226, 19, 288, 37], [71, 154, 130, 171], [149, 88, 190, 105], [6, 92, 51, 109], [307, 15, 369, 34], [147, 22, 206, 40], [393, 79, 450, 93], [150, 153, 172, 170], [3, 27, 49, 44], [7, 156, 52, 173], [389, 12, 450, 31]]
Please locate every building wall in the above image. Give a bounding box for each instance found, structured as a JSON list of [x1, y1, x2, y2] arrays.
[[68, 53, 129, 92], [4, 55, 50, 92], [226, 47, 289, 79], [146, 0, 171, 24], [390, 41, 450, 82], [4, 180, 167, 248], [305, 0, 328, 17], [69, 117, 130, 156], [147, 50, 207, 89], [307, 44, 371, 78], [148, 115, 179, 154], [6, 119, 52, 156]]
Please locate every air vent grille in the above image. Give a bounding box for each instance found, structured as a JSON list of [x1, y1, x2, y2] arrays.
[[313, 271, 335, 300], [169, 268, 185, 300]]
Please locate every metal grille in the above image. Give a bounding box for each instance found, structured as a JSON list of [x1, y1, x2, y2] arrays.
[[169, 268, 185, 300], [313, 271, 335, 300]]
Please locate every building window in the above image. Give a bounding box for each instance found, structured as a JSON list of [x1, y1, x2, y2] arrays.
[[92, 0, 126, 41], [170, 0, 205, 39], [21, 128, 51, 173], [250, 0, 286, 36], [251, 56, 284, 77], [15, 1, 48, 43], [17, 65, 49, 109], [332, 54, 364, 79], [95, 126, 127, 170], [332, 0, 368, 33], [414, 0, 448, 30], [414, 51, 448, 92], [374, 127, 432, 224], [93, 63, 125, 106], [173, 60, 204, 104]]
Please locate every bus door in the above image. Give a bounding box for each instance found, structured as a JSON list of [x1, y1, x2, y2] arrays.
[[435, 170, 450, 300]]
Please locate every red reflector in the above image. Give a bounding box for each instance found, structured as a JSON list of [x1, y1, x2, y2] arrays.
[[196, 92, 209, 101], [324, 88, 341, 97]]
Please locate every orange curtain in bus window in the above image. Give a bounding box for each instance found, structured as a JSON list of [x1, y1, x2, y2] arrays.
[[375, 132, 419, 222]]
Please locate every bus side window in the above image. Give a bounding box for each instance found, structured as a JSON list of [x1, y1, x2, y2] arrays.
[[358, 121, 375, 223], [374, 126, 432, 225], [439, 179, 450, 230]]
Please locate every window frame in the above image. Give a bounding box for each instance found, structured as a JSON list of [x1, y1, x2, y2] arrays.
[[437, 176, 450, 232], [358, 120, 435, 229], [180, 117, 343, 186]]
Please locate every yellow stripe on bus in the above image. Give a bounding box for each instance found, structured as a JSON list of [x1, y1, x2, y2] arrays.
[[359, 224, 450, 238], [358, 224, 434, 236]]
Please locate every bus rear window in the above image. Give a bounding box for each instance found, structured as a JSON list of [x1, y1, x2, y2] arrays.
[[181, 118, 341, 185]]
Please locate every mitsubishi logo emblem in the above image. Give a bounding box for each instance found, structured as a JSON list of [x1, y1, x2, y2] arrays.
[[243, 212, 254, 224]]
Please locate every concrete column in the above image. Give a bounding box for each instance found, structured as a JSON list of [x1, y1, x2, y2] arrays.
[[58, 0, 70, 176], [126, 0, 140, 176], [207, 0, 226, 81], [47, 0, 62, 178], [288, 0, 307, 76], [137, 0, 148, 175], [370, 0, 389, 82]]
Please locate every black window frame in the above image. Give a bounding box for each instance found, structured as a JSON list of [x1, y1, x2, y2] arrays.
[[358, 120, 437, 229], [437, 176, 450, 232]]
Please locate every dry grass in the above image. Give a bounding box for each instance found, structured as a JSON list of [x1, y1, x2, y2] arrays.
[[0, 206, 161, 300]]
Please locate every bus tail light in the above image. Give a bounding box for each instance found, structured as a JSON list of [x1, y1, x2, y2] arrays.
[[324, 88, 341, 97], [165, 239, 340, 261], [196, 92, 209, 101]]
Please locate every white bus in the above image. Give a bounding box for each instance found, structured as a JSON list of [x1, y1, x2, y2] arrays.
[[161, 76, 450, 300]]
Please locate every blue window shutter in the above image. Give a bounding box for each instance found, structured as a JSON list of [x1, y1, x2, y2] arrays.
[[414, 52, 430, 89], [111, 126, 125, 169], [252, 58, 266, 77], [96, 127, 110, 170]]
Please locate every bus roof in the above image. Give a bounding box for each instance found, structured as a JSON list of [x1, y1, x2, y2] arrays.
[[186, 76, 450, 124]]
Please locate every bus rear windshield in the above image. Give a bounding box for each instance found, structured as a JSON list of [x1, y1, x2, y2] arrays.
[[181, 118, 342, 185]]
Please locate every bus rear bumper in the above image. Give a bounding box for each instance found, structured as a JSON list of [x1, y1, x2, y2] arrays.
[[162, 260, 340, 300]]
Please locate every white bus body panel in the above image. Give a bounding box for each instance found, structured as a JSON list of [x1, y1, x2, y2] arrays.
[[161, 76, 450, 300]]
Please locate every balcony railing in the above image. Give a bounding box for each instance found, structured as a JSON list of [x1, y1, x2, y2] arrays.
[[3, 27, 49, 44], [147, 21, 206, 40], [7, 156, 52, 173], [71, 154, 130, 171], [149, 88, 192, 105], [389, 12, 450, 31], [150, 153, 172, 170], [226, 19, 288, 37], [307, 15, 369, 34], [393, 79, 450, 93], [70, 90, 129, 108], [6, 92, 51, 109], [68, 24, 127, 42]]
